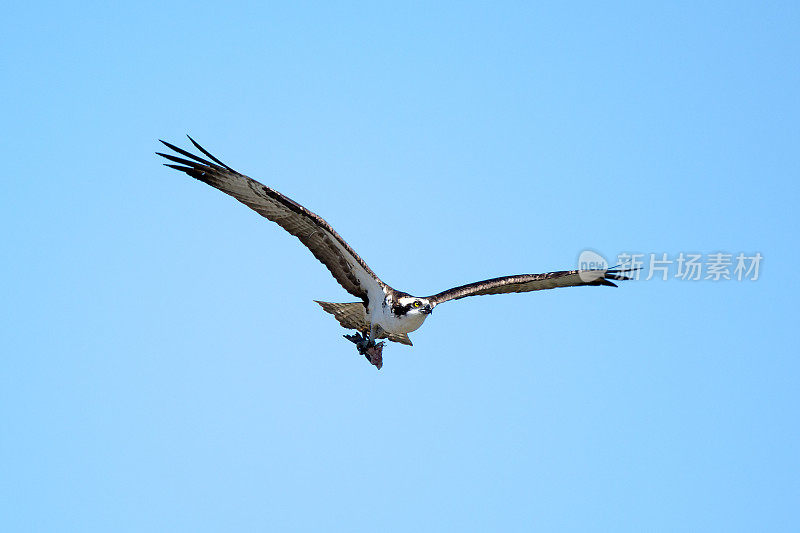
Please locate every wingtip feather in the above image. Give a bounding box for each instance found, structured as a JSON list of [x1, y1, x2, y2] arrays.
[[186, 135, 233, 170]]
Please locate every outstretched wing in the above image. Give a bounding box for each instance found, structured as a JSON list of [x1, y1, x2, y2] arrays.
[[157, 137, 385, 302], [428, 268, 636, 305]]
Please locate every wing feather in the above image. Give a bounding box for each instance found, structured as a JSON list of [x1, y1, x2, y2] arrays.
[[428, 268, 636, 305], [157, 138, 385, 301]]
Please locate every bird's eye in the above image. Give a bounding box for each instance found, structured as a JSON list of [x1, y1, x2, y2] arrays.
[[413, 301, 421, 308]]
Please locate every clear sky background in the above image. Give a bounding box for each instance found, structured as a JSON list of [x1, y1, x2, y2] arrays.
[[2, 2, 798, 531]]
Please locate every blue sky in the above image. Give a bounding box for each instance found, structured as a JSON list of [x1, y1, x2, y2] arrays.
[[2, 1, 798, 531]]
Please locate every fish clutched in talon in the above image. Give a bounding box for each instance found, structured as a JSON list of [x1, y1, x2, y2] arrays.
[[365, 343, 384, 369], [344, 333, 385, 369]]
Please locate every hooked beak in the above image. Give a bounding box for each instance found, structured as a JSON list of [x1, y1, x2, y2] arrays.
[[422, 304, 433, 315]]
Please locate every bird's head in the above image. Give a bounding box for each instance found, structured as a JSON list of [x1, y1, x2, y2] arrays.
[[393, 295, 435, 317]]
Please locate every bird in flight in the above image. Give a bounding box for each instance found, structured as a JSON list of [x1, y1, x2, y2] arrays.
[[158, 137, 636, 369]]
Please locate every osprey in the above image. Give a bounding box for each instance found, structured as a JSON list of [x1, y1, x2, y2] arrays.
[[158, 137, 635, 369]]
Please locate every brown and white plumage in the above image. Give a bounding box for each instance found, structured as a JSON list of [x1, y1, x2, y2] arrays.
[[157, 137, 636, 368], [427, 269, 632, 305], [314, 301, 413, 346], [157, 136, 385, 303]]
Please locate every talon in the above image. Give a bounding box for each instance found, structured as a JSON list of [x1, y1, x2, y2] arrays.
[[344, 331, 384, 369]]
